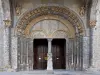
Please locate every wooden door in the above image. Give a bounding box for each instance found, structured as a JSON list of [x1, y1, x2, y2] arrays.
[[52, 39, 66, 69], [34, 39, 48, 70]]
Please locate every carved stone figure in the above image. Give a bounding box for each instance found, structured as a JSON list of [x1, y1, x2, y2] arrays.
[[15, 4, 21, 16], [79, 6, 85, 17]]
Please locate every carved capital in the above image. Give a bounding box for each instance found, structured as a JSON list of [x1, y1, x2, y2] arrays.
[[48, 38, 52, 42], [3, 20, 11, 27], [89, 20, 96, 28]]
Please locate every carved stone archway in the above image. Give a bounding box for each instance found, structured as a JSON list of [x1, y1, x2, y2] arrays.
[[13, 6, 90, 71], [15, 6, 85, 36]]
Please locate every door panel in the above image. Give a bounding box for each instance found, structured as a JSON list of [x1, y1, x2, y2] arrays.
[[52, 39, 66, 69], [34, 39, 48, 70]]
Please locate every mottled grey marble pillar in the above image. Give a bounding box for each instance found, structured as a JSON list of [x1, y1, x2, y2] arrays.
[[0, 0, 4, 68], [83, 36, 90, 70], [2, 0, 11, 69], [47, 39, 53, 70], [3, 28, 10, 67], [66, 38, 69, 70], [11, 35, 18, 71]]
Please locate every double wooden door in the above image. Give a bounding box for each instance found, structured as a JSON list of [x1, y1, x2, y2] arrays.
[[34, 39, 65, 69]]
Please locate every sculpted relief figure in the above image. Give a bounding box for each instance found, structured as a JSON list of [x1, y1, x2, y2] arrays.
[[15, 4, 22, 16], [79, 6, 85, 17]]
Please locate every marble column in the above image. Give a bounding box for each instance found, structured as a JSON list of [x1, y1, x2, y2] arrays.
[[11, 35, 18, 71], [65, 38, 69, 70], [26, 42, 29, 70], [26, 39, 33, 71], [83, 36, 90, 70], [0, 0, 4, 67], [3, 27, 10, 68], [47, 38, 53, 70], [2, 0, 11, 69]]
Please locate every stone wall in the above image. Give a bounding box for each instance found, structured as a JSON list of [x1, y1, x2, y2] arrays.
[[0, 0, 11, 71], [0, 0, 4, 68], [13, 0, 88, 32], [92, 0, 100, 71], [0, 0, 94, 72]]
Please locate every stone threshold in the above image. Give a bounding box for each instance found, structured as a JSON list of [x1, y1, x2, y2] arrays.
[[0, 70, 100, 75]]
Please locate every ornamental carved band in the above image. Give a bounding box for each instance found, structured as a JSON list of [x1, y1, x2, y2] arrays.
[[16, 6, 84, 36]]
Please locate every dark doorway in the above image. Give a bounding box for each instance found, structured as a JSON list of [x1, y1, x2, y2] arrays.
[[33, 39, 48, 70], [52, 39, 66, 69]]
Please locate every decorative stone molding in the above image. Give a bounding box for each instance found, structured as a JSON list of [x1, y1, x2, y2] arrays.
[[89, 20, 96, 28], [16, 6, 84, 36]]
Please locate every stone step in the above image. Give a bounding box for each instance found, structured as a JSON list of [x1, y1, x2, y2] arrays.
[[20, 70, 54, 74], [0, 71, 100, 75]]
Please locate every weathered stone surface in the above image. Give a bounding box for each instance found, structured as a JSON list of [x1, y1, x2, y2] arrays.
[[83, 37, 90, 70], [91, 0, 100, 71], [1, 0, 100, 73], [0, 0, 4, 68], [11, 35, 18, 71]]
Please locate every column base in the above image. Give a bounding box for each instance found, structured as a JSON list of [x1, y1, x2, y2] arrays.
[[47, 53, 53, 70], [47, 58, 53, 70], [47, 70, 54, 74], [87, 66, 100, 72]]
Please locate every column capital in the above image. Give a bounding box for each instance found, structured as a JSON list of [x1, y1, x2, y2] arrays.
[[47, 38, 53, 42], [3, 20, 11, 27]]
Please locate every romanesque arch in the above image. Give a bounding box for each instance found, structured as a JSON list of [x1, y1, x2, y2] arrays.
[[15, 6, 85, 37], [15, 5, 87, 71]]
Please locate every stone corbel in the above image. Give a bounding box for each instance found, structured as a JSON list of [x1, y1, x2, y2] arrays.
[[89, 20, 97, 28], [3, 20, 11, 27]]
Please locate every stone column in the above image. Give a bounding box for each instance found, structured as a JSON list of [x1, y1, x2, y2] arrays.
[[11, 35, 18, 71], [3, 19, 11, 69], [20, 37, 24, 71], [83, 36, 90, 70], [26, 38, 33, 71], [2, 0, 11, 69], [47, 38, 53, 70], [3, 27, 10, 68], [26, 42, 29, 70], [66, 38, 69, 70], [90, 1, 100, 71], [0, 0, 4, 67]]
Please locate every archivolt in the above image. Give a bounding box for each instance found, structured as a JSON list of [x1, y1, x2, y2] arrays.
[[15, 6, 85, 37]]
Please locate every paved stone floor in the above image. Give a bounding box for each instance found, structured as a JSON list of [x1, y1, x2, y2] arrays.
[[0, 70, 100, 75]]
